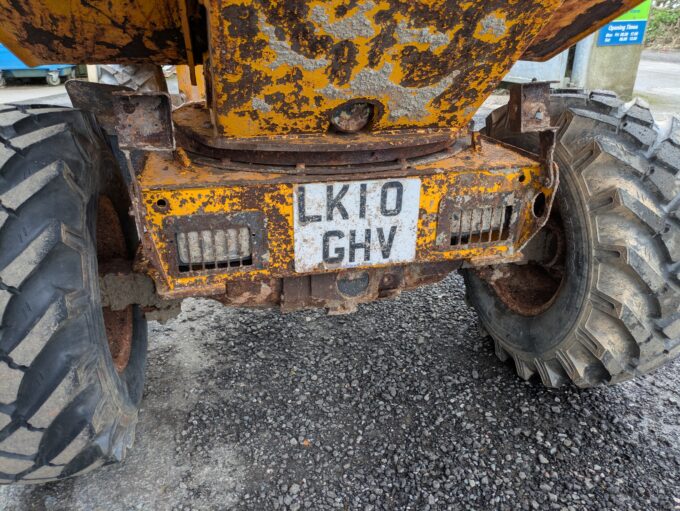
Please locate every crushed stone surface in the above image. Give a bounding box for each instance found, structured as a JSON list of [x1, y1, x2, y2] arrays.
[[1, 274, 680, 510]]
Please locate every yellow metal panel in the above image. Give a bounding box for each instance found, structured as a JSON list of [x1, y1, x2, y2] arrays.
[[206, 0, 563, 137], [0, 0, 185, 66], [177, 65, 207, 102]]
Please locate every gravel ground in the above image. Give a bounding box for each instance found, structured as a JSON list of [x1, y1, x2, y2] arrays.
[[1, 273, 680, 510]]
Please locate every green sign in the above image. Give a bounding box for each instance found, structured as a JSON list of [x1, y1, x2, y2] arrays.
[[615, 0, 652, 22]]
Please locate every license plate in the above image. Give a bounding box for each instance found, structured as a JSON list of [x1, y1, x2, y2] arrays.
[[293, 178, 421, 273]]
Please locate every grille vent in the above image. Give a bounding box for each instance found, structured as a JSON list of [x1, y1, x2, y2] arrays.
[[176, 227, 252, 272], [450, 205, 513, 247]]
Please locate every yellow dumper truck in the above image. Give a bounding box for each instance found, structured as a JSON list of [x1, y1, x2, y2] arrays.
[[0, 0, 677, 483]]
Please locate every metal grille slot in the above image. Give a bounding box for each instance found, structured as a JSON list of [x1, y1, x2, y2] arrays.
[[176, 227, 252, 272], [451, 205, 513, 247]]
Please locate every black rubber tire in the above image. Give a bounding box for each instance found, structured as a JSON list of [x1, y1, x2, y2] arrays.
[[0, 104, 147, 483], [98, 64, 168, 92], [464, 90, 680, 388]]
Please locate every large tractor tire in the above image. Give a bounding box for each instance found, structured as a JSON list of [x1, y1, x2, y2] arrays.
[[464, 91, 680, 387], [97, 64, 168, 92], [0, 105, 147, 483]]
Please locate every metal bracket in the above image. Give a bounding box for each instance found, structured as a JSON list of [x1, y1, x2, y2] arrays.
[[113, 91, 175, 151], [66, 80, 175, 151], [507, 81, 553, 133], [65, 79, 133, 134]]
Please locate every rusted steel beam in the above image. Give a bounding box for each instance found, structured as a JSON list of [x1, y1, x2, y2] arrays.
[[66, 81, 132, 135]]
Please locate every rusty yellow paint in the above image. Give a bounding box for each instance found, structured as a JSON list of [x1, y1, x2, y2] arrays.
[[142, 183, 293, 293], [137, 139, 551, 297], [177, 64, 207, 102], [0, 0, 646, 73], [0, 0, 185, 66], [473, 10, 513, 44], [206, 0, 563, 138]]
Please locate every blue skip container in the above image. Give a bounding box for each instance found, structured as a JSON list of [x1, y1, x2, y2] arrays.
[[0, 44, 76, 86]]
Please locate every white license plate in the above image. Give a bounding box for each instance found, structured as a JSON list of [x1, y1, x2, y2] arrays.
[[293, 178, 421, 273]]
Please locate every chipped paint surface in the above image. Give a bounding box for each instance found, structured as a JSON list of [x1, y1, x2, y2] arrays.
[[475, 11, 509, 43], [394, 21, 450, 51], [259, 16, 329, 72], [0, 0, 647, 81], [309, 2, 377, 40], [136, 138, 555, 297], [318, 63, 460, 122], [0, 0, 184, 67], [0, 0, 648, 138], [208, 0, 564, 137]]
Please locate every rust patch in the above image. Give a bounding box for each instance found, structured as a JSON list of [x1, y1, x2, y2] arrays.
[[66, 80, 132, 136], [113, 92, 175, 151], [103, 306, 134, 373], [507, 82, 553, 134], [476, 264, 562, 316], [0, 0, 185, 66], [97, 196, 127, 261], [474, 214, 566, 317], [97, 196, 135, 373]]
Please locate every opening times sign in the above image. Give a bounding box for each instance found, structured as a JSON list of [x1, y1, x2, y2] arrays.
[[598, 0, 652, 47]]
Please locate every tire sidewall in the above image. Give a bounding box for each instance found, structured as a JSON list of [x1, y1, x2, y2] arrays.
[[86, 143, 147, 410], [464, 129, 594, 358]]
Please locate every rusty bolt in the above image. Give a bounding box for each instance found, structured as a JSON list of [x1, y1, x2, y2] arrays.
[[175, 147, 191, 168], [381, 274, 395, 287]]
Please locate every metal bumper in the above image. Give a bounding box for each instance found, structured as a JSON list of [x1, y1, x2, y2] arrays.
[[131, 133, 557, 308]]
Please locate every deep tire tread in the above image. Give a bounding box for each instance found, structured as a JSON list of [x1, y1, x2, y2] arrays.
[[0, 105, 145, 484], [481, 91, 680, 388]]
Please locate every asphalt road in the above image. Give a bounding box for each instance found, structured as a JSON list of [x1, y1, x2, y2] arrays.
[[634, 50, 680, 120]]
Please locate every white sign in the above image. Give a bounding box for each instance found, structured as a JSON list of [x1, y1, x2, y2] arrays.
[[293, 178, 421, 273]]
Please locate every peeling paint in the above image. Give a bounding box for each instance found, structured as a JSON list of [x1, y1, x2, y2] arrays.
[[259, 16, 329, 71], [320, 63, 460, 122], [309, 2, 376, 40], [252, 97, 273, 113], [394, 21, 450, 51], [475, 12, 509, 42]]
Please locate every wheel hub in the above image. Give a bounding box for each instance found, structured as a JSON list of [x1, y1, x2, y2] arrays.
[[96, 195, 134, 373], [476, 212, 566, 317]]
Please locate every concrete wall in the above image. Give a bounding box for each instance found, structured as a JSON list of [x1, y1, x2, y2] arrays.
[[581, 44, 645, 99], [506, 52, 569, 84], [507, 33, 645, 101]]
